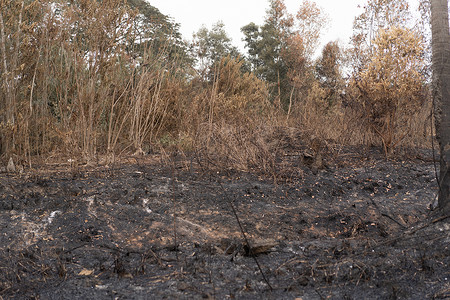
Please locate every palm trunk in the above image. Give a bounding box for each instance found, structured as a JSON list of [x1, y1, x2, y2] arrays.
[[431, 0, 450, 213]]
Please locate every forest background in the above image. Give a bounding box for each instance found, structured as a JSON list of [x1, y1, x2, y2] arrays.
[[0, 0, 435, 172]]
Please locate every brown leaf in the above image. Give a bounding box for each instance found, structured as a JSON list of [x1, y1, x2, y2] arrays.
[[78, 269, 94, 276]]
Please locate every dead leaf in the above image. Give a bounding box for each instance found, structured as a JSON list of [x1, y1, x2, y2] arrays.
[[78, 269, 94, 276]]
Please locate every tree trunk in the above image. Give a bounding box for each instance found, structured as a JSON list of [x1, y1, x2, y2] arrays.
[[431, 0, 450, 213]]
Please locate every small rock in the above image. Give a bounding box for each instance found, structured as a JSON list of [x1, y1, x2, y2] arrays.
[[247, 239, 278, 255], [6, 157, 15, 172]]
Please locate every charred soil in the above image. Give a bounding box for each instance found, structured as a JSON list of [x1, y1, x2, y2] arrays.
[[0, 148, 449, 299]]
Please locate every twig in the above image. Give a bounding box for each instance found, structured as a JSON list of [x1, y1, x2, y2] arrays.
[[370, 214, 449, 249], [369, 198, 407, 229], [208, 243, 217, 299], [216, 180, 273, 291], [171, 150, 179, 258], [406, 214, 450, 235], [145, 248, 164, 267], [380, 213, 407, 229], [315, 288, 325, 300]]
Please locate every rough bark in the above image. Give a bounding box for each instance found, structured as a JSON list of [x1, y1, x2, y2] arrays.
[[431, 0, 450, 213]]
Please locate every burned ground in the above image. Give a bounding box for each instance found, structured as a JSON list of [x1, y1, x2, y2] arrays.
[[0, 148, 449, 299]]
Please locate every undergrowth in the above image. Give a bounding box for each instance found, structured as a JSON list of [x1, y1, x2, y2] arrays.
[[0, 1, 433, 175]]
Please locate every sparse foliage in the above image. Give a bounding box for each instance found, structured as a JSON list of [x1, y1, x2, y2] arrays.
[[348, 0, 429, 155], [295, 0, 328, 57], [190, 21, 242, 79], [350, 0, 411, 71], [352, 26, 427, 155]]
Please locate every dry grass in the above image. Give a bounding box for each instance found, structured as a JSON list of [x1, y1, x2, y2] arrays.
[[0, 1, 434, 173], [194, 122, 277, 174], [290, 82, 433, 157]]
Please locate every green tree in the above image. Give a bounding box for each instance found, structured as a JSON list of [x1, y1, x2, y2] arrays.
[[431, 0, 450, 213], [242, 0, 327, 109], [190, 21, 242, 79], [127, 0, 191, 69], [241, 0, 292, 107], [315, 41, 343, 107]]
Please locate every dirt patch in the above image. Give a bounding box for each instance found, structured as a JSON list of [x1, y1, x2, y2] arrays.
[[0, 148, 449, 299]]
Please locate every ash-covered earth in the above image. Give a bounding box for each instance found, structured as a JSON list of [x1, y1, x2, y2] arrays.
[[0, 148, 449, 299]]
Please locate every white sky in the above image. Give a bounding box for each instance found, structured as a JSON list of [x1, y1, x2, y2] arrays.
[[147, 0, 420, 54]]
